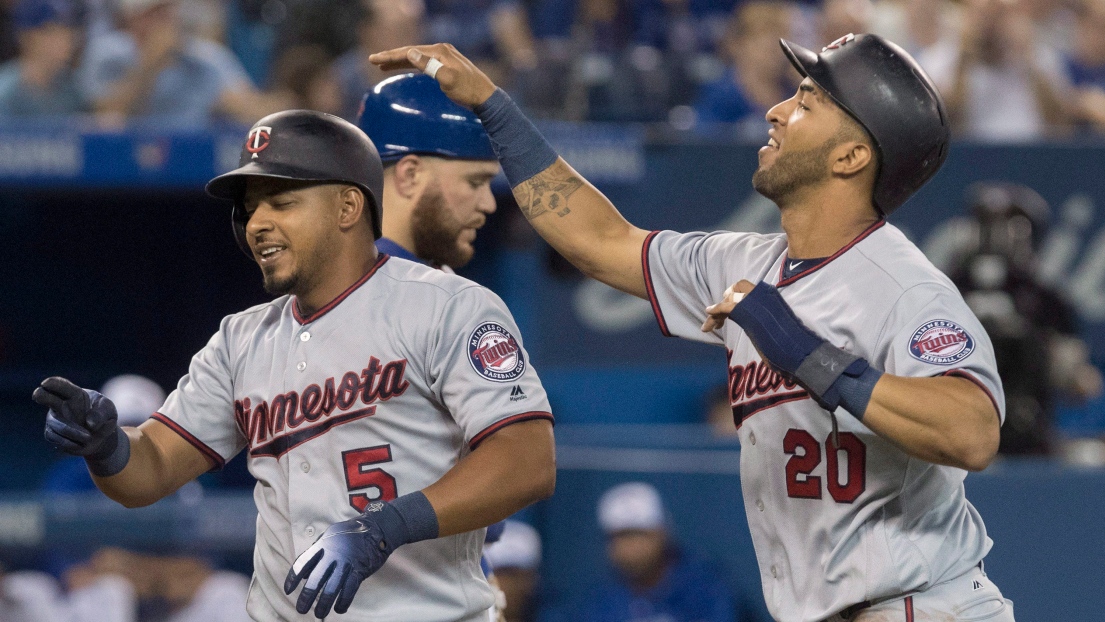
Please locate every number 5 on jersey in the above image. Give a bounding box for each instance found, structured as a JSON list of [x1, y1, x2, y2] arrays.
[[343, 445, 398, 511]]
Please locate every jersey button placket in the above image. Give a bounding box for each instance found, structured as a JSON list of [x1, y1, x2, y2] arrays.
[[294, 328, 310, 372]]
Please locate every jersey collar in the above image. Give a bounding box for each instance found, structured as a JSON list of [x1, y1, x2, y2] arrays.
[[375, 237, 427, 265], [776, 219, 885, 287], [292, 253, 390, 325]]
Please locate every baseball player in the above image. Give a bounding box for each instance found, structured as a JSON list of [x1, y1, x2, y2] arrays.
[[359, 73, 501, 271], [32, 109, 556, 621], [370, 35, 1015, 621]]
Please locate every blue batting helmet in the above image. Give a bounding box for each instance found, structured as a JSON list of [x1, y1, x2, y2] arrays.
[[358, 73, 497, 164]]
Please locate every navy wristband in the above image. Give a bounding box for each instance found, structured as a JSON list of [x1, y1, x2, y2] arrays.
[[86, 427, 131, 477], [474, 88, 559, 188], [373, 491, 439, 549], [835, 365, 883, 421]]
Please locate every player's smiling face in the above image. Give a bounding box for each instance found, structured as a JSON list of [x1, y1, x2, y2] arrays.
[[241, 177, 351, 297], [411, 158, 499, 267], [752, 78, 852, 204]]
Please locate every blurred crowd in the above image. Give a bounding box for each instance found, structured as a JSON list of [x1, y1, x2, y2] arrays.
[[0, 0, 1102, 139]]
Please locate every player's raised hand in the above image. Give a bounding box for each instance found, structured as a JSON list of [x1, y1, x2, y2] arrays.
[[33, 377, 124, 461], [368, 44, 498, 110], [701, 280, 755, 332]]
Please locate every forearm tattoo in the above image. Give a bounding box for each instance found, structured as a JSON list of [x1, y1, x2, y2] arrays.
[[515, 170, 583, 220]]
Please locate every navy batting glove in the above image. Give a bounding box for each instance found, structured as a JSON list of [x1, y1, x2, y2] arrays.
[[32, 376, 130, 476], [728, 282, 882, 418], [284, 491, 439, 618]]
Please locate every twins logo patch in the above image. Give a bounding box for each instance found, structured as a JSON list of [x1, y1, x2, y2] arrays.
[[469, 322, 526, 382], [908, 320, 975, 365]]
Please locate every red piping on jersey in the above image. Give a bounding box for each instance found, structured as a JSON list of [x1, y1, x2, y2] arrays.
[[942, 370, 1001, 422], [469, 411, 554, 450], [904, 596, 914, 622], [151, 413, 226, 470], [641, 231, 672, 337], [293, 253, 390, 325], [776, 219, 885, 287]]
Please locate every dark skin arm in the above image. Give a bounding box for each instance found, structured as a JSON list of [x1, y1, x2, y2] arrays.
[[423, 419, 555, 536], [703, 280, 1001, 471], [91, 419, 213, 509]]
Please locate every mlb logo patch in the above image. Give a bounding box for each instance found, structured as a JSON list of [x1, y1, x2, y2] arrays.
[[908, 319, 975, 365], [469, 322, 526, 382]]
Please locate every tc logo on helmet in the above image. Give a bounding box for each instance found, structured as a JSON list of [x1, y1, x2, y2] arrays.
[[823, 33, 855, 52], [246, 126, 272, 159]]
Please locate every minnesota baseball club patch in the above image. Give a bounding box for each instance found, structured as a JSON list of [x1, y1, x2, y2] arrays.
[[908, 319, 975, 365], [468, 322, 526, 382]]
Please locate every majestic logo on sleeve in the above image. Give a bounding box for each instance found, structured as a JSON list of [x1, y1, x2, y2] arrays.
[[234, 356, 409, 458], [727, 350, 809, 428], [469, 322, 526, 382], [246, 126, 272, 159], [908, 320, 975, 365]]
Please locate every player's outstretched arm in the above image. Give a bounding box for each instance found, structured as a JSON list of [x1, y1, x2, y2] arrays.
[[33, 377, 212, 508], [705, 282, 1000, 471], [369, 44, 651, 298]]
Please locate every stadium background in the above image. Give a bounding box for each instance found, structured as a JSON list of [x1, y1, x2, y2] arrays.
[[2, 0, 1105, 620]]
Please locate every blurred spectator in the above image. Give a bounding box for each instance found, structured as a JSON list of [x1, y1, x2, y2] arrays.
[[693, 1, 797, 136], [0, 0, 85, 117], [64, 548, 251, 622], [269, 44, 342, 117], [425, 0, 537, 85], [578, 482, 737, 622], [1067, 0, 1105, 132], [918, 0, 1071, 141], [333, 0, 425, 121], [948, 182, 1103, 454], [870, 0, 961, 59], [0, 563, 66, 622], [79, 0, 287, 128], [484, 520, 544, 622], [0, 558, 135, 622], [818, 0, 873, 43], [272, 0, 363, 58]]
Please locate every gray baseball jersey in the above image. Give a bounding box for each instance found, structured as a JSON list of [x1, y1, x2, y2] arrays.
[[643, 221, 1005, 622], [153, 254, 553, 622]]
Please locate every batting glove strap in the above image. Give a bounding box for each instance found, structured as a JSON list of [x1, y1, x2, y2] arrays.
[[86, 427, 131, 477], [376, 491, 439, 548], [474, 88, 559, 189]]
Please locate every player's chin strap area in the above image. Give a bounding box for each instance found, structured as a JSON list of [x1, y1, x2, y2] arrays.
[[728, 282, 884, 426]]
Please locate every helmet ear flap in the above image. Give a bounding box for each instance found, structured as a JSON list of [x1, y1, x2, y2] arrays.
[[232, 202, 252, 258]]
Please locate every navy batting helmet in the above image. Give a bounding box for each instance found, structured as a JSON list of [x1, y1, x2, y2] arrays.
[[206, 110, 385, 257], [780, 33, 949, 215], [357, 73, 496, 163]]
